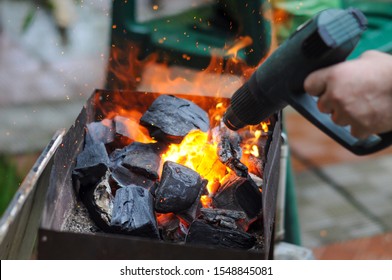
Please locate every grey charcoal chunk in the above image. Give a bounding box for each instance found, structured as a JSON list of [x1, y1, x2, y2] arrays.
[[92, 172, 114, 226], [80, 171, 114, 231], [140, 95, 209, 143], [110, 185, 159, 238], [73, 142, 110, 193], [185, 220, 256, 250], [201, 208, 246, 221], [201, 208, 246, 230], [213, 174, 262, 219], [155, 161, 205, 214], [85, 120, 114, 146], [111, 164, 156, 191], [75, 142, 110, 170], [213, 125, 248, 177], [121, 142, 162, 179]]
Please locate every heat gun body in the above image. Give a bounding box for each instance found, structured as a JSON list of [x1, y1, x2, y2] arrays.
[[223, 8, 392, 155]]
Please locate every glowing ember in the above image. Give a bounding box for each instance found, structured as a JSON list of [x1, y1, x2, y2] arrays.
[[156, 213, 176, 225]]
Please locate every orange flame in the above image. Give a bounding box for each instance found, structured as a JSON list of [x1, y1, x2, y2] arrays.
[[272, 8, 290, 24], [114, 112, 155, 144], [242, 120, 270, 157], [161, 129, 228, 197], [226, 36, 253, 62]]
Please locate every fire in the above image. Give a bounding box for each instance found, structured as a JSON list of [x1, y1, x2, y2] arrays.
[[161, 129, 227, 197], [261, 121, 270, 133], [200, 195, 213, 208], [160, 119, 270, 208], [272, 8, 290, 24], [105, 10, 278, 214], [116, 113, 154, 143], [242, 120, 270, 157], [95, 98, 155, 144], [226, 36, 253, 62], [107, 35, 258, 98]]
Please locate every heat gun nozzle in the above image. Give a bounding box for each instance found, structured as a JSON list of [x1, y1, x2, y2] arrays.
[[222, 106, 246, 131], [223, 80, 267, 131]]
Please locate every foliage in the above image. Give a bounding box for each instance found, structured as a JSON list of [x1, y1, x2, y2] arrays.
[[0, 155, 21, 217]]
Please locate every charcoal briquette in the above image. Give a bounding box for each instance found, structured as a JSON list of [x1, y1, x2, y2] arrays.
[[185, 220, 256, 250], [110, 185, 159, 238], [155, 161, 206, 214], [140, 95, 209, 143]]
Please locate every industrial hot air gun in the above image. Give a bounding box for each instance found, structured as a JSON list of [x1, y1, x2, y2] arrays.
[[223, 8, 392, 155]]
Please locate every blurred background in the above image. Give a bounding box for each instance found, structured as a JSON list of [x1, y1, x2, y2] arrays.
[[0, 0, 391, 259]]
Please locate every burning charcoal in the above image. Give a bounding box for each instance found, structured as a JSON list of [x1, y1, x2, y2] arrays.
[[110, 185, 159, 238], [185, 220, 256, 250], [200, 208, 246, 229], [73, 142, 110, 193], [226, 160, 248, 178], [239, 131, 271, 163], [242, 154, 264, 178], [155, 161, 207, 219], [176, 185, 207, 224], [157, 213, 187, 242], [85, 119, 114, 146], [201, 208, 247, 220], [80, 171, 114, 231], [140, 95, 209, 143], [213, 174, 262, 219], [213, 125, 248, 177]]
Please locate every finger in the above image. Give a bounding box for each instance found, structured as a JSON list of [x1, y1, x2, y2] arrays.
[[317, 94, 334, 114], [331, 111, 350, 126], [350, 126, 371, 139], [304, 68, 329, 97]]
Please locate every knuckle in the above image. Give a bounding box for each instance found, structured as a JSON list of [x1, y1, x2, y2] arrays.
[[327, 65, 344, 80], [328, 91, 343, 104], [361, 50, 378, 59]]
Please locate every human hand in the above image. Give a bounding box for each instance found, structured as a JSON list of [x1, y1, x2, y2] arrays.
[[304, 50, 392, 139]]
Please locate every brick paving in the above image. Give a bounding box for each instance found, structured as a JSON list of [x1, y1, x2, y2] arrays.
[[286, 110, 392, 258]]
